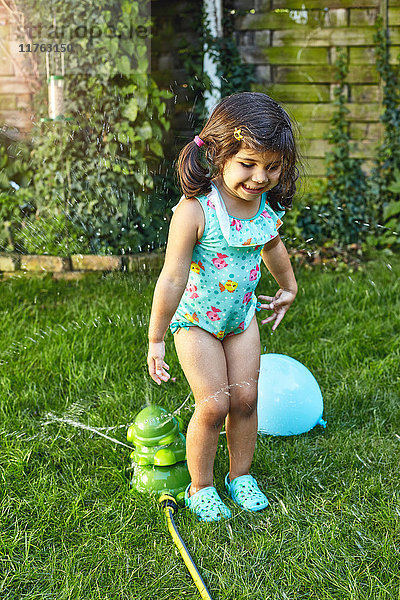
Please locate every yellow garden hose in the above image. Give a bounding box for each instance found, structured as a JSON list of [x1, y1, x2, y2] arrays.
[[159, 494, 214, 600]]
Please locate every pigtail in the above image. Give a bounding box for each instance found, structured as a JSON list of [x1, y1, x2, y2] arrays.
[[176, 139, 212, 198]]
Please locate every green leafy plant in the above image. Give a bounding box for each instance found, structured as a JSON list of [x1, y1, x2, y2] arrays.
[[301, 23, 400, 252], [0, 134, 33, 252], [11, 0, 171, 255], [295, 180, 330, 247]]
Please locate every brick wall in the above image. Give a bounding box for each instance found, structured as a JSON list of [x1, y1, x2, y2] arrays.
[[0, 2, 36, 136]]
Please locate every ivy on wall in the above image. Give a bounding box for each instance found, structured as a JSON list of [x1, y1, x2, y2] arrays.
[[177, 4, 256, 130], [298, 48, 370, 246], [367, 15, 400, 249]]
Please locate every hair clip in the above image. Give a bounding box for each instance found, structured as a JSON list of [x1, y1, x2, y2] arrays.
[[194, 135, 205, 147], [234, 128, 243, 141]]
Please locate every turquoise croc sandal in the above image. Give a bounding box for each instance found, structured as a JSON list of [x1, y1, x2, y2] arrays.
[[225, 474, 269, 511], [185, 484, 232, 522]]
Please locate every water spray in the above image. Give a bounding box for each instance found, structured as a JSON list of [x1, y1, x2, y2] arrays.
[[41, 404, 214, 597]]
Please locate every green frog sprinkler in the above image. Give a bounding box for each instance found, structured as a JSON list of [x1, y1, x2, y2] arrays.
[[127, 405, 190, 501]]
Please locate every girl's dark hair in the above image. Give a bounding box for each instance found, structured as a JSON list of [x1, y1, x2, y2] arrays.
[[177, 92, 301, 211]]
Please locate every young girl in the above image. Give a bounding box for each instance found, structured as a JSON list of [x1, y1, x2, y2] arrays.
[[147, 92, 299, 522]]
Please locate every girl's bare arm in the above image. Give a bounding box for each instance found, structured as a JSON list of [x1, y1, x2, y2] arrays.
[[147, 199, 204, 384], [259, 234, 297, 331]]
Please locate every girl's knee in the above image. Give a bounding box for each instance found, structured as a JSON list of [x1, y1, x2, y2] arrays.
[[230, 386, 258, 417], [194, 394, 230, 430]]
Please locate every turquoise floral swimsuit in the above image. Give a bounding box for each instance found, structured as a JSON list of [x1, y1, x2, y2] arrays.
[[170, 182, 285, 340]]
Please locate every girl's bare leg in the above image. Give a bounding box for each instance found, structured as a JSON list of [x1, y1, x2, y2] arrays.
[[222, 316, 261, 481], [174, 326, 230, 495]]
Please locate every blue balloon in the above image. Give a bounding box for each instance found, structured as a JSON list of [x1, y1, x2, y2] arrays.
[[257, 354, 327, 436]]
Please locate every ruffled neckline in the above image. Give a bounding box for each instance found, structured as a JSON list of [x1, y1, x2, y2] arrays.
[[211, 181, 267, 221], [209, 182, 282, 248]]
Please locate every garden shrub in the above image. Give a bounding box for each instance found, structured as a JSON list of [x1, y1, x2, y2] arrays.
[[0, 133, 33, 252], [7, 0, 171, 255]]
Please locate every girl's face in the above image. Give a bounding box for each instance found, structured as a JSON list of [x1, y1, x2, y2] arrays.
[[219, 147, 282, 203]]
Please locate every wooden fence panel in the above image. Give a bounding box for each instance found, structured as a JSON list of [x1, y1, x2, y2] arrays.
[[233, 0, 400, 181]]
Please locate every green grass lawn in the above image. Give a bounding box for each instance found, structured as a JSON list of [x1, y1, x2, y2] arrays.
[[1, 256, 399, 600]]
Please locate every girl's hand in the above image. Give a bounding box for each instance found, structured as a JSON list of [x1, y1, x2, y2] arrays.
[[258, 289, 297, 332], [147, 341, 170, 385]]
